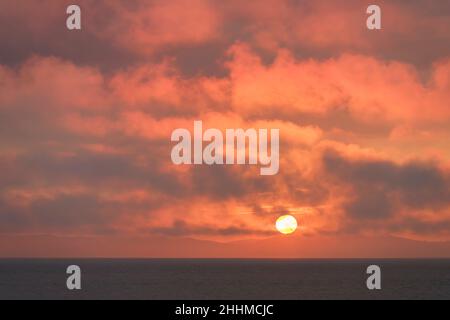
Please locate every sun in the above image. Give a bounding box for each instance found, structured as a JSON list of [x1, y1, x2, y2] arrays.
[[276, 215, 298, 235]]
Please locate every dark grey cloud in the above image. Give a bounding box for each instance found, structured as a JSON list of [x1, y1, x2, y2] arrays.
[[0, 198, 28, 231], [190, 165, 274, 200], [0, 0, 138, 72], [392, 217, 450, 235], [323, 151, 450, 219], [1, 0, 450, 76], [30, 194, 108, 228], [0, 190, 167, 233], [345, 192, 393, 220], [148, 220, 275, 237], [0, 194, 108, 232]]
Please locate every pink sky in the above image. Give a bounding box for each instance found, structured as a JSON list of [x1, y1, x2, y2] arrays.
[[0, 0, 450, 257]]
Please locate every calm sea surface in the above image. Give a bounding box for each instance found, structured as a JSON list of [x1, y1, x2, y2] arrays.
[[0, 259, 449, 300]]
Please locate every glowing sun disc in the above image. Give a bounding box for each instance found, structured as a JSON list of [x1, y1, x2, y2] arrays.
[[276, 215, 298, 235]]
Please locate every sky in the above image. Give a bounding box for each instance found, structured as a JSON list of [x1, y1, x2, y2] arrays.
[[1, 0, 450, 258]]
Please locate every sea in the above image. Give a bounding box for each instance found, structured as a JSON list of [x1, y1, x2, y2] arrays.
[[0, 259, 449, 300]]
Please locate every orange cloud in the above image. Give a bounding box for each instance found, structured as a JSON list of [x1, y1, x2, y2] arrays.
[[1, 0, 450, 257], [227, 44, 450, 123], [88, 0, 220, 55]]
